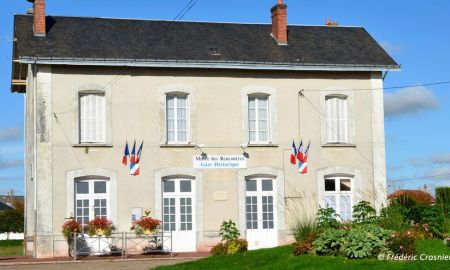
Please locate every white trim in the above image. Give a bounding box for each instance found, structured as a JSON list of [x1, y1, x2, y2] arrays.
[[66, 168, 118, 226], [237, 167, 285, 243], [19, 59, 401, 72], [241, 86, 278, 146], [370, 72, 388, 212], [154, 168, 203, 249]]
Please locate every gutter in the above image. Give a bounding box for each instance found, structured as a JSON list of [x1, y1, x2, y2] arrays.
[[18, 57, 401, 72]]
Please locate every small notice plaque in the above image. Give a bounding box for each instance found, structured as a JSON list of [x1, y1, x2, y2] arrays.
[[193, 155, 247, 169]]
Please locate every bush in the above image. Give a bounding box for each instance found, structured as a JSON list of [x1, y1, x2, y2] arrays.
[[421, 206, 445, 238], [290, 218, 320, 242], [341, 224, 393, 259], [312, 228, 347, 255], [352, 201, 376, 224], [0, 210, 24, 233], [226, 239, 248, 255], [293, 241, 313, 255], [219, 220, 240, 241], [435, 186, 450, 214], [443, 236, 450, 247], [378, 205, 409, 231], [316, 208, 340, 229], [388, 231, 416, 255], [210, 242, 227, 256]]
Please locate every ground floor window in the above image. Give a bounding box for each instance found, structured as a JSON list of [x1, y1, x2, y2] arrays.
[[324, 176, 352, 221], [74, 177, 110, 228], [162, 178, 195, 232], [245, 178, 276, 230]]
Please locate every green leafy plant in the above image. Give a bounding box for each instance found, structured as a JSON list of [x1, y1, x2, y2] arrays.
[[316, 208, 340, 229], [421, 206, 445, 238], [210, 242, 227, 256], [352, 201, 376, 224], [290, 218, 321, 242], [388, 231, 416, 255], [219, 219, 240, 241], [342, 224, 393, 259], [226, 239, 248, 255], [378, 205, 409, 231], [312, 228, 347, 255]]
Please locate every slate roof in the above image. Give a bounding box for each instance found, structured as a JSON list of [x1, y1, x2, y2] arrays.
[[13, 15, 399, 70], [0, 201, 13, 211]]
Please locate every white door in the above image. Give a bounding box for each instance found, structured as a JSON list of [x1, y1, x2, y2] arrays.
[[162, 179, 196, 252], [245, 178, 278, 250]]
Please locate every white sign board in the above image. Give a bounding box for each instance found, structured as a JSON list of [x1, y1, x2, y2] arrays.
[[193, 155, 247, 169]]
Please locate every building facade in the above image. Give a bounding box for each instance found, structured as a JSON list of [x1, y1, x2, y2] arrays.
[[11, 0, 399, 258]]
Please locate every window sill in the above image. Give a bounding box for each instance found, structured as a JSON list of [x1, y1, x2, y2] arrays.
[[160, 143, 196, 148], [247, 143, 279, 148], [73, 143, 113, 148], [322, 143, 356, 148]]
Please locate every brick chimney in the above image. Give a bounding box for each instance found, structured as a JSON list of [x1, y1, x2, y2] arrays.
[[28, 0, 46, 36], [271, 0, 288, 45]]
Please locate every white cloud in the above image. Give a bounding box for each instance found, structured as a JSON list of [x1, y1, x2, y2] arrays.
[[384, 86, 439, 117], [408, 157, 430, 168], [424, 166, 450, 180], [0, 158, 22, 169], [0, 127, 22, 142], [387, 164, 403, 171], [430, 153, 450, 164], [379, 41, 403, 55]]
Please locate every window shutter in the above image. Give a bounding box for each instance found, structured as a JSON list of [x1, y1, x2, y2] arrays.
[[79, 94, 105, 143], [326, 96, 348, 143]]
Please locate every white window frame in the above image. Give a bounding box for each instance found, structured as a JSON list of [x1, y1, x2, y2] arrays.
[[79, 93, 106, 144], [323, 176, 353, 222], [74, 178, 110, 228], [165, 94, 190, 144], [248, 95, 271, 144], [245, 178, 277, 230], [162, 178, 196, 232], [325, 95, 348, 144]]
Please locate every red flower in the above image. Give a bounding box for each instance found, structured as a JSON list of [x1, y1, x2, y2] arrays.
[[88, 217, 113, 230], [132, 217, 161, 231]]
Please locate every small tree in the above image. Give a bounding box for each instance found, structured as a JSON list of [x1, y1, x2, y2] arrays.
[[0, 210, 24, 238], [219, 219, 240, 241], [316, 207, 340, 229], [352, 201, 376, 224]]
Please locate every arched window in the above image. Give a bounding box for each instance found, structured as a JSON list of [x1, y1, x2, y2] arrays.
[[74, 176, 110, 227], [323, 174, 352, 221]]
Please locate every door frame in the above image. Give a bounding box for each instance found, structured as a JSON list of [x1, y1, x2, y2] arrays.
[[237, 167, 285, 246], [154, 168, 204, 251]]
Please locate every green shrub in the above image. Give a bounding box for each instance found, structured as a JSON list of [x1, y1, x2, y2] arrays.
[[421, 206, 445, 238], [312, 228, 347, 255], [341, 224, 393, 259], [226, 239, 248, 255], [352, 201, 376, 224], [219, 220, 240, 241], [0, 210, 24, 233], [210, 242, 227, 256], [290, 218, 320, 242], [378, 205, 409, 231], [316, 208, 340, 229], [443, 236, 450, 247], [444, 217, 450, 234], [435, 186, 450, 215], [293, 241, 313, 255], [388, 231, 416, 255]]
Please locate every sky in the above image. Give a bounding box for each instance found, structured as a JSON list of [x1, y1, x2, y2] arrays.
[[0, 0, 449, 195]]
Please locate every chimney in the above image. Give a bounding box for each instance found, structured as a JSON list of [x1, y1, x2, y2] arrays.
[[271, 0, 288, 45], [28, 0, 46, 36]]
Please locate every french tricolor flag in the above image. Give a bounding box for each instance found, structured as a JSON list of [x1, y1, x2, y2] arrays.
[[290, 140, 297, 165], [130, 141, 136, 164], [299, 141, 310, 174], [122, 141, 130, 166], [297, 140, 304, 163], [135, 141, 144, 164]]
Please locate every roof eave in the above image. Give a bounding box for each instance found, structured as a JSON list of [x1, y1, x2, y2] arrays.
[[18, 57, 401, 72]]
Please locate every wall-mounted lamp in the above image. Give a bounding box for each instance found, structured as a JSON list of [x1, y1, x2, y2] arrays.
[[241, 144, 250, 159], [195, 144, 208, 159]]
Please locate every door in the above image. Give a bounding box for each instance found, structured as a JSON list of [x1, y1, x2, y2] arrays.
[[162, 178, 196, 252], [245, 178, 278, 250]]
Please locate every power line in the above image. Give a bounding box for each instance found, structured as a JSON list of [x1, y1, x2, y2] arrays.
[[302, 80, 450, 92], [387, 173, 450, 183]]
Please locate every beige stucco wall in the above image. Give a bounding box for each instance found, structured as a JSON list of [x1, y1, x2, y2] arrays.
[[27, 65, 386, 256]]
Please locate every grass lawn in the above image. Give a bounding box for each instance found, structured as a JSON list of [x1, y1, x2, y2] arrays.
[[154, 240, 449, 270], [0, 240, 23, 257]]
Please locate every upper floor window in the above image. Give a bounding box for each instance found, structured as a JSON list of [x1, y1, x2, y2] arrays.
[[79, 93, 105, 143], [325, 95, 348, 144], [248, 95, 270, 143], [166, 94, 189, 144], [75, 177, 109, 228], [324, 176, 352, 221]]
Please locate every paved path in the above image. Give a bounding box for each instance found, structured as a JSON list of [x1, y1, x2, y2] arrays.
[[0, 258, 198, 270]]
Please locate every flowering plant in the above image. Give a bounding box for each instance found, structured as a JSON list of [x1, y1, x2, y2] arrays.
[[131, 210, 161, 235], [62, 218, 81, 238], [87, 217, 115, 236]]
